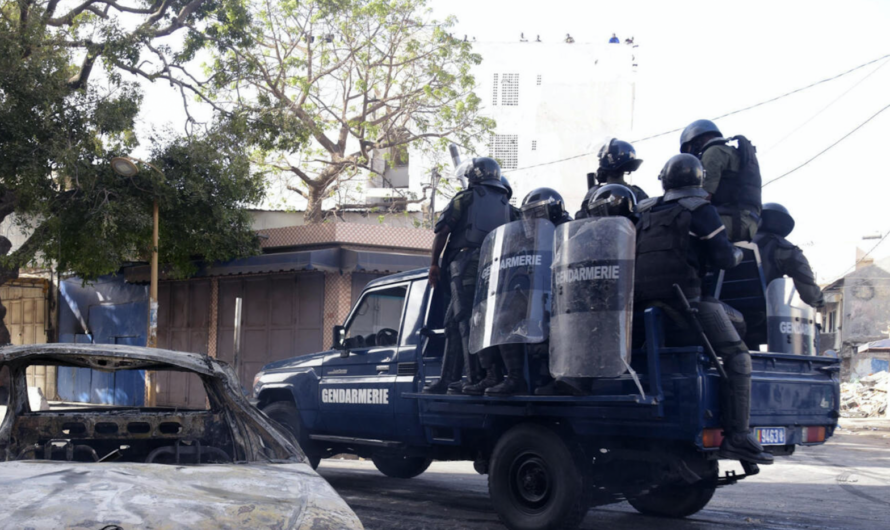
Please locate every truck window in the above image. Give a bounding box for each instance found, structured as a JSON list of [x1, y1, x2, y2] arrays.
[[346, 285, 408, 346]]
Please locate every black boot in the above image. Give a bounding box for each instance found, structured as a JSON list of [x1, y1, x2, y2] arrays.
[[424, 330, 463, 394], [486, 345, 526, 396], [717, 353, 774, 465], [464, 349, 504, 395]]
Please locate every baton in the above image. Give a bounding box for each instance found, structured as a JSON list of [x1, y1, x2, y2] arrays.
[[672, 284, 729, 380]]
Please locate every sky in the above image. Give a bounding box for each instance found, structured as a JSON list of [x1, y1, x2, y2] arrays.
[[135, 0, 890, 284]]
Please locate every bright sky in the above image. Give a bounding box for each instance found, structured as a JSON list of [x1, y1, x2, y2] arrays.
[[135, 0, 890, 284], [426, 0, 890, 284]]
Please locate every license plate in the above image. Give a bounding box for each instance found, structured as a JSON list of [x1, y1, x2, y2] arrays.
[[755, 427, 786, 445]]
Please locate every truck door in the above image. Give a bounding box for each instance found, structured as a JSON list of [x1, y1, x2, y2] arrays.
[[319, 283, 409, 439]]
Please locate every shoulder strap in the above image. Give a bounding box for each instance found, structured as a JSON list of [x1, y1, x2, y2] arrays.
[[677, 197, 709, 211]]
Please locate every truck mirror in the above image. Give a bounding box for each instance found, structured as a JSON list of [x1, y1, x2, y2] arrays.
[[332, 325, 347, 352]]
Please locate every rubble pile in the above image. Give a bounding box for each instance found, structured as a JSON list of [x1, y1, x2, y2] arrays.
[[841, 371, 890, 418]]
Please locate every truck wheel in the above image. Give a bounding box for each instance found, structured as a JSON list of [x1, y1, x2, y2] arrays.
[[627, 460, 718, 518], [488, 424, 587, 530], [261, 401, 321, 470], [371, 454, 433, 479]]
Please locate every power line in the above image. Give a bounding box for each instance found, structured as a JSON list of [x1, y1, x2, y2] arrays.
[[761, 102, 890, 188], [762, 57, 890, 154], [508, 53, 890, 173], [830, 229, 890, 284]]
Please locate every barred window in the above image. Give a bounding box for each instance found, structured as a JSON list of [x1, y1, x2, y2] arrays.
[[501, 73, 519, 106], [489, 134, 519, 170], [536, 74, 542, 86], [492, 73, 499, 106], [531, 140, 537, 151]]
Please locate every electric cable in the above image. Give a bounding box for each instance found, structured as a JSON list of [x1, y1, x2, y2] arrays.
[[762, 57, 890, 154], [830, 229, 890, 284], [761, 102, 890, 188], [508, 53, 890, 173]]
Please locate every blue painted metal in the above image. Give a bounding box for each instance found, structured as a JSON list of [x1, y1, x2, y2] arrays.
[[57, 276, 148, 405], [256, 273, 841, 458]]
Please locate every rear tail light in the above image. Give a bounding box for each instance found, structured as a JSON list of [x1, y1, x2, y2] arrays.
[[802, 426, 826, 443], [702, 428, 725, 448]]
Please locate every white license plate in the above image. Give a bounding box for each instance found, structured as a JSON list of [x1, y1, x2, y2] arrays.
[[755, 427, 786, 445]]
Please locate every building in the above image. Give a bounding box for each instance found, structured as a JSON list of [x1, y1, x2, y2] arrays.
[[819, 255, 890, 380], [359, 40, 638, 218], [54, 222, 431, 407]]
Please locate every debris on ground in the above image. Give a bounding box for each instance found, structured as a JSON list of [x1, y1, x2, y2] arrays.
[[841, 371, 889, 418]]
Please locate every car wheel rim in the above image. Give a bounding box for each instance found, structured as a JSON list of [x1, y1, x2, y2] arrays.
[[510, 453, 551, 509]]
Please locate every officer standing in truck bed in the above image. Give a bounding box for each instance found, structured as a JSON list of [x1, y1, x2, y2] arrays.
[[577, 138, 648, 219], [424, 158, 514, 394]]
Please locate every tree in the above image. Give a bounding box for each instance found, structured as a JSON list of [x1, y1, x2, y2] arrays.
[[0, 1, 262, 343], [194, 0, 494, 223]]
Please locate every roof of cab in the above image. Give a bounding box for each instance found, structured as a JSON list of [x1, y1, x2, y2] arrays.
[[364, 267, 428, 289]]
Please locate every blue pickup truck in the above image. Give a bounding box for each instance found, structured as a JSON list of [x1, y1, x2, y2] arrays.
[[253, 266, 840, 530]]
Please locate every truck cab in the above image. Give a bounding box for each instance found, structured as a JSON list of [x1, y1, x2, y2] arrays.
[[254, 267, 840, 530]]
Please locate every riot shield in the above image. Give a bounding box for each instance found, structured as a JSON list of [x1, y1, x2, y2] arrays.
[[550, 217, 635, 378], [469, 218, 555, 354], [766, 277, 816, 355]]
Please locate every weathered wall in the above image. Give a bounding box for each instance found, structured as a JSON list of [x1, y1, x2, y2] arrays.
[[841, 260, 890, 345]]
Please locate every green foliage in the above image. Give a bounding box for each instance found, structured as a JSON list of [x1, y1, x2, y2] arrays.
[[197, 0, 494, 222], [0, 0, 262, 281]]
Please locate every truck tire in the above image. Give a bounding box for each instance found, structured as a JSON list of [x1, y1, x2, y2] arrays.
[[261, 401, 321, 470], [488, 424, 587, 530], [371, 454, 433, 479], [627, 460, 718, 518]]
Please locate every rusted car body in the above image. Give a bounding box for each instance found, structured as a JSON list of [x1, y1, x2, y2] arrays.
[[0, 343, 363, 530]]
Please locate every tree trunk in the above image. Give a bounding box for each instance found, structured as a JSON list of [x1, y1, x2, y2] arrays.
[[303, 185, 326, 224]]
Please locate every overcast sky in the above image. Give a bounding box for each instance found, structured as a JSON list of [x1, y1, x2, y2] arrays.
[[136, 0, 890, 284]]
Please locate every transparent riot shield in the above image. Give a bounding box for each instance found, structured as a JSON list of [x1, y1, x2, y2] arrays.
[[766, 277, 816, 355], [469, 218, 555, 354], [550, 217, 635, 378]]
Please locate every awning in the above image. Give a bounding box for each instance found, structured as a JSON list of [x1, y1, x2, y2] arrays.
[[340, 250, 428, 273], [124, 249, 340, 283], [123, 248, 427, 283]]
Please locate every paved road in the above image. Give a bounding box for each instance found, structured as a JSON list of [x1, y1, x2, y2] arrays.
[[317, 422, 890, 530]]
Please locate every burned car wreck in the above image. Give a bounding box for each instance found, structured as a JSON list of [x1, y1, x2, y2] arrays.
[[0, 343, 363, 530]]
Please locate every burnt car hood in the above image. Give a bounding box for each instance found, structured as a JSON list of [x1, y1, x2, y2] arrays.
[[0, 461, 363, 530]]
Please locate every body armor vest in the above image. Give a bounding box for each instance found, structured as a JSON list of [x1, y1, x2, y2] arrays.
[[635, 199, 707, 302], [702, 135, 762, 215], [447, 185, 512, 251]]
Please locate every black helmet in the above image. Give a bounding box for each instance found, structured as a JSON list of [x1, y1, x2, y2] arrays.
[[465, 157, 504, 190], [587, 184, 638, 219], [659, 154, 704, 191], [598, 138, 643, 173], [680, 119, 722, 153], [760, 202, 795, 237], [500, 175, 513, 199], [521, 187, 566, 224]]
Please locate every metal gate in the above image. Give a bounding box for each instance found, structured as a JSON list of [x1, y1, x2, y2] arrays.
[[0, 282, 54, 399]]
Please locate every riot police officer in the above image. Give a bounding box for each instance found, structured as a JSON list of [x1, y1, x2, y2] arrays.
[[576, 139, 648, 219], [425, 158, 514, 394], [537, 183, 639, 396], [464, 188, 570, 396], [745, 202, 824, 349], [635, 154, 773, 465], [680, 119, 762, 242]]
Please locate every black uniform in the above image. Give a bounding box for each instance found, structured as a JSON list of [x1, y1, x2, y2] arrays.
[[431, 185, 513, 393], [635, 189, 771, 464]]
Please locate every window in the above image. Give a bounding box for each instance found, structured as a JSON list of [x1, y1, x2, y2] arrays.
[[509, 196, 518, 207], [501, 73, 519, 106], [531, 140, 537, 151], [346, 285, 408, 346], [536, 74, 542, 86], [492, 73, 499, 106], [489, 134, 519, 170]]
